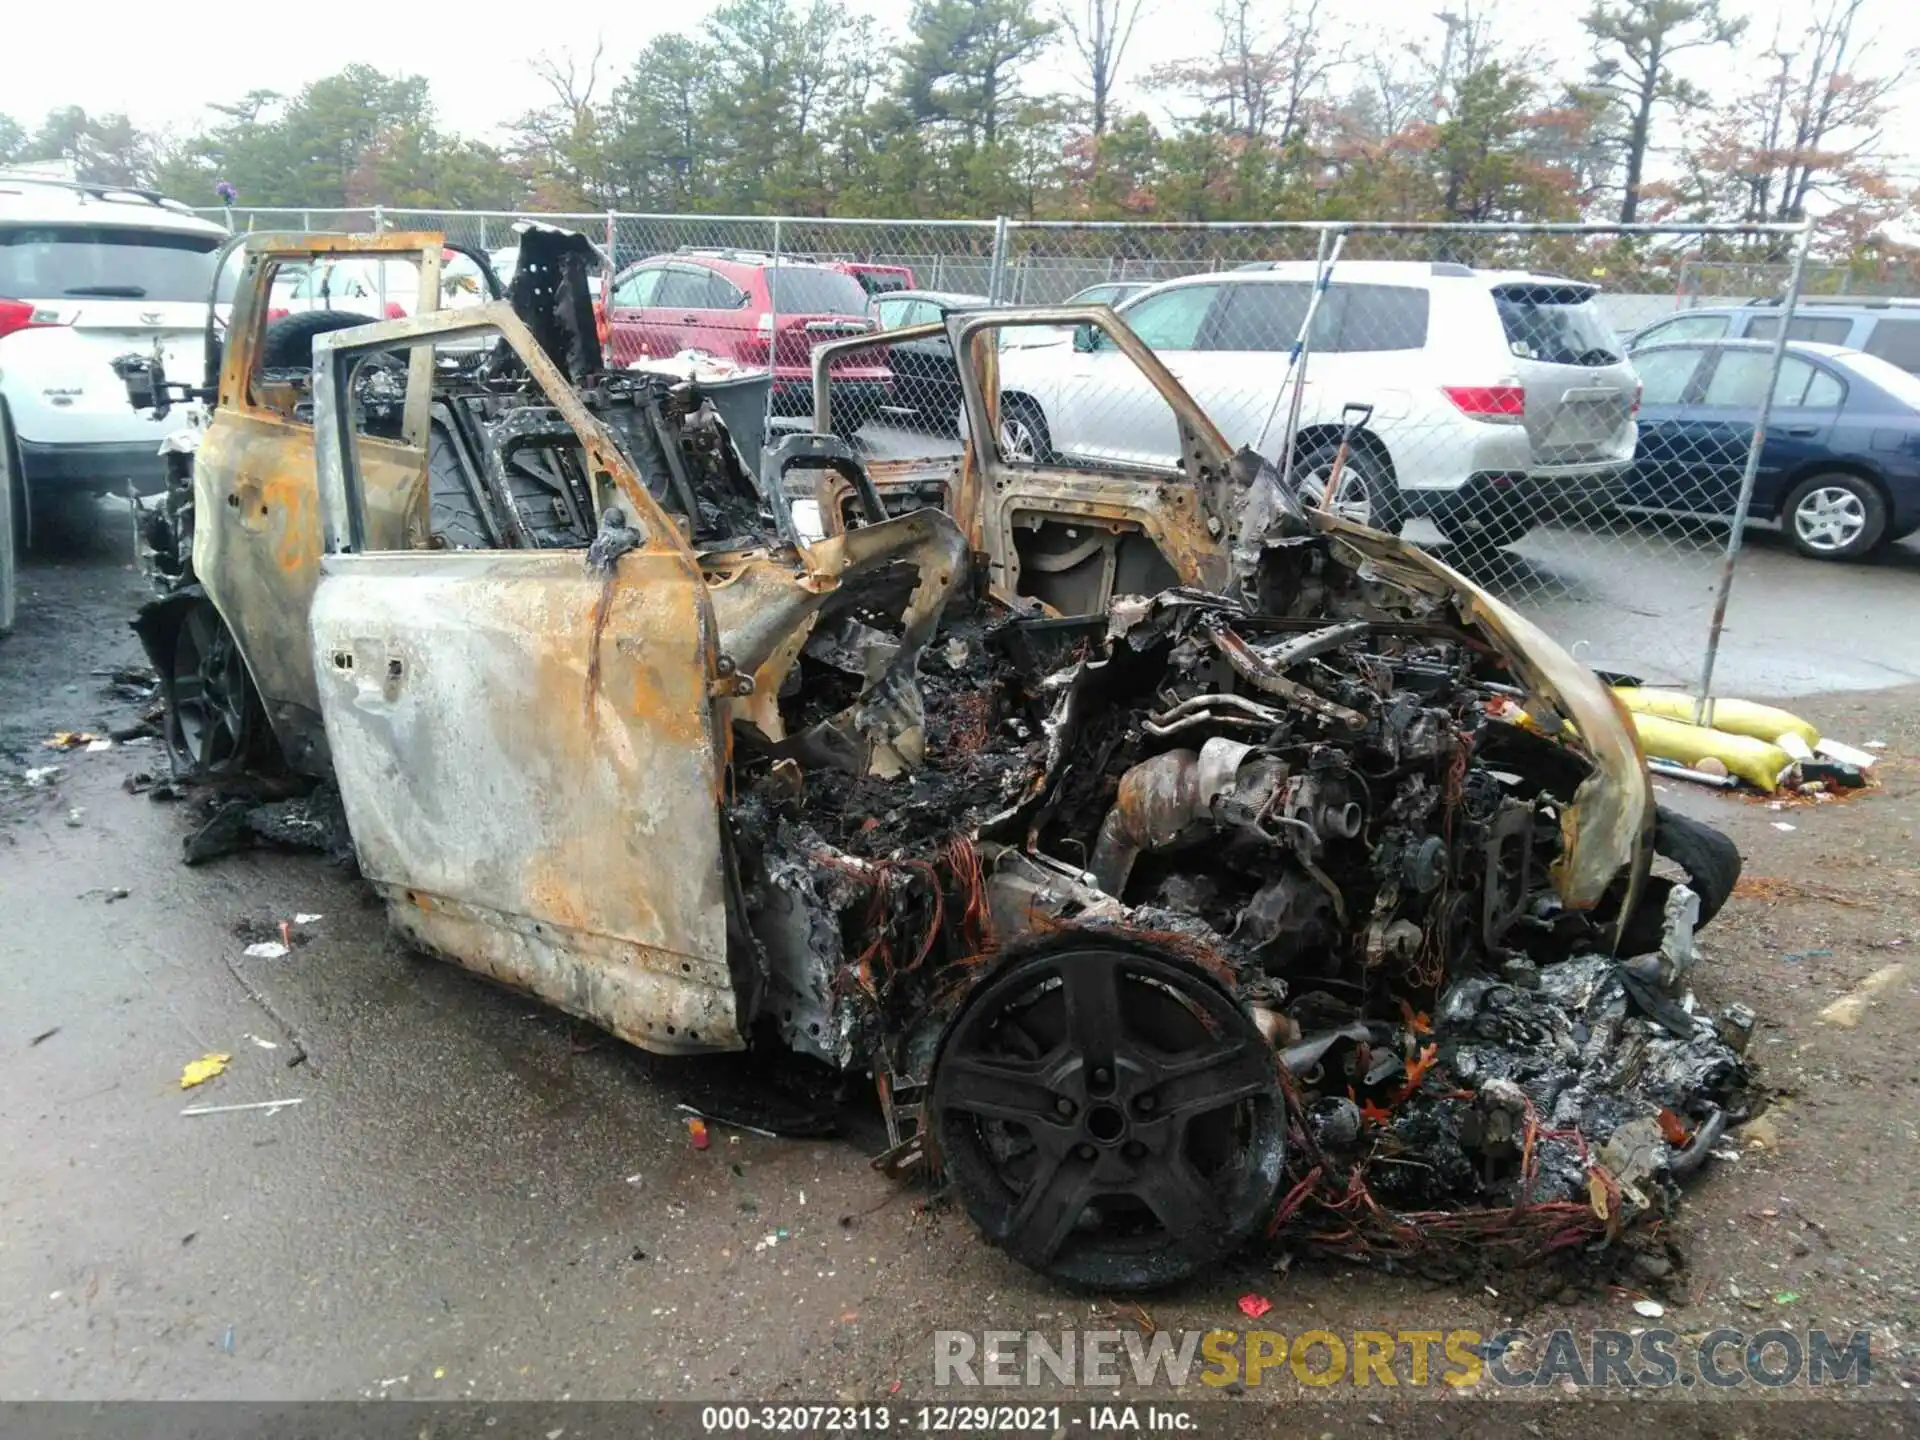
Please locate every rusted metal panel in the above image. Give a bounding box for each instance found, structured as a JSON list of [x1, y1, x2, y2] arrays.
[[309, 548, 739, 1054], [193, 413, 425, 771]]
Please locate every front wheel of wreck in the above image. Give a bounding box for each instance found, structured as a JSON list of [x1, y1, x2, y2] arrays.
[[930, 936, 1286, 1291], [164, 597, 265, 777]]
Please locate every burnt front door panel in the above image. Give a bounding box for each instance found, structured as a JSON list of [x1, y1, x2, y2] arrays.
[[310, 547, 737, 1053]]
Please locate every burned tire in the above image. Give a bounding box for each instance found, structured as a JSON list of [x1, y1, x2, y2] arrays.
[[150, 594, 269, 778], [1614, 804, 1743, 957], [931, 936, 1285, 1291], [258, 310, 382, 370]]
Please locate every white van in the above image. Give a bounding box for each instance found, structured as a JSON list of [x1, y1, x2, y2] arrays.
[[0, 176, 228, 530], [993, 260, 1642, 547]]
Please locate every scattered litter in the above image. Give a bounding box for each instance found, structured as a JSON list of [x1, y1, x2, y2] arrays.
[[675, 1101, 788, 1141], [1781, 949, 1831, 963], [1646, 757, 1737, 789], [179, 1053, 231, 1089], [30, 1027, 60, 1047], [293, 913, 323, 924], [22, 765, 62, 787], [625, 1173, 644, 1184], [1865, 740, 1888, 751], [85, 738, 113, 753], [1238, 1294, 1273, 1319], [1771, 822, 1796, 832], [1632, 1298, 1665, 1318], [78, 886, 131, 902], [686, 1116, 711, 1150], [243, 942, 291, 960], [1774, 1291, 1800, 1305], [433, 1367, 446, 1380], [43, 732, 102, 750], [180, 1098, 305, 1117], [65, 808, 85, 827], [753, 1231, 787, 1253], [244, 1034, 279, 1050], [221, 1325, 235, 1354]]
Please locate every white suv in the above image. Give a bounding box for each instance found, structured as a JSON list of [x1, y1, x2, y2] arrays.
[[993, 260, 1641, 547], [0, 176, 227, 531]]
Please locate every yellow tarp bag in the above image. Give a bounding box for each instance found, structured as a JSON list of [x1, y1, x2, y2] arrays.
[[1629, 712, 1794, 792], [1614, 688, 1820, 749]]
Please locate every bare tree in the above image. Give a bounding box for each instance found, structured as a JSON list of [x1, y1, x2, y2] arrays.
[[1058, 0, 1150, 135], [1148, 0, 1347, 144], [1700, 0, 1907, 224]]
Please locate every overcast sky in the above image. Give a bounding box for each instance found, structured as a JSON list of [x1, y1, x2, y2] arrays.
[[8, 0, 1917, 179]]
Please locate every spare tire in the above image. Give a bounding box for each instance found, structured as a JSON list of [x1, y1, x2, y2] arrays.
[[258, 310, 381, 370]]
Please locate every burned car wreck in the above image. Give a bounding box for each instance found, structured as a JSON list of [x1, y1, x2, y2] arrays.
[[128, 259, 1753, 1291]]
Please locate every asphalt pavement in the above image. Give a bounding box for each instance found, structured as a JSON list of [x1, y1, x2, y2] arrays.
[[1, 497, 1916, 1407]]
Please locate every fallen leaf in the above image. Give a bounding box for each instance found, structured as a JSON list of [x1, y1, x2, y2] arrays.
[[1587, 1173, 1610, 1221], [179, 1053, 231, 1089], [1238, 1293, 1273, 1319], [1657, 1109, 1691, 1146]]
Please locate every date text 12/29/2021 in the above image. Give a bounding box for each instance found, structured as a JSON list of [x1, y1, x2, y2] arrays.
[[701, 1405, 1198, 1432]]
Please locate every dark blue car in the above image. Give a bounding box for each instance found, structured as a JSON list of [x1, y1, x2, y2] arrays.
[[1623, 338, 1920, 560]]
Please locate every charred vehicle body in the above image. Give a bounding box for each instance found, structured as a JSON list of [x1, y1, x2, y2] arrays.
[[123, 252, 1751, 1289]]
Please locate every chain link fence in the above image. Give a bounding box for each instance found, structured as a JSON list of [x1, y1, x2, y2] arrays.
[[203, 206, 1874, 700]]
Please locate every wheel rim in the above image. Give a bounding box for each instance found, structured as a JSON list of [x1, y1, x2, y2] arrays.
[[1793, 485, 1867, 552], [170, 601, 251, 772], [999, 415, 1038, 462], [1303, 464, 1374, 526], [932, 941, 1285, 1289]]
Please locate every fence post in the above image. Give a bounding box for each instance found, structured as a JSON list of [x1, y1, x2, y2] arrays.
[[478, 216, 488, 252], [767, 215, 782, 440], [606, 209, 617, 266], [372, 205, 386, 234], [302, 210, 312, 232], [987, 216, 1011, 304], [1692, 219, 1817, 724]]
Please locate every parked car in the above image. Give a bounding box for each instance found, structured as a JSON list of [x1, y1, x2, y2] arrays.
[[991, 261, 1641, 548], [606, 249, 890, 418], [1065, 280, 1149, 308], [827, 260, 915, 297], [268, 252, 494, 321], [1629, 298, 1920, 375], [1622, 337, 1920, 559], [0, 174, 227, 525], [871, 288, 993, 425]]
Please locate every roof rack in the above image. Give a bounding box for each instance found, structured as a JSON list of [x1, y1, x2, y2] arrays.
[[0, 173, 198, 214], [1744, 295, 1920, 310], [673, 245, 827, 266]]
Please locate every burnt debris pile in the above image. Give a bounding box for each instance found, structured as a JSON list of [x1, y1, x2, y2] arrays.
[[728, 531, 1754, 1286]]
